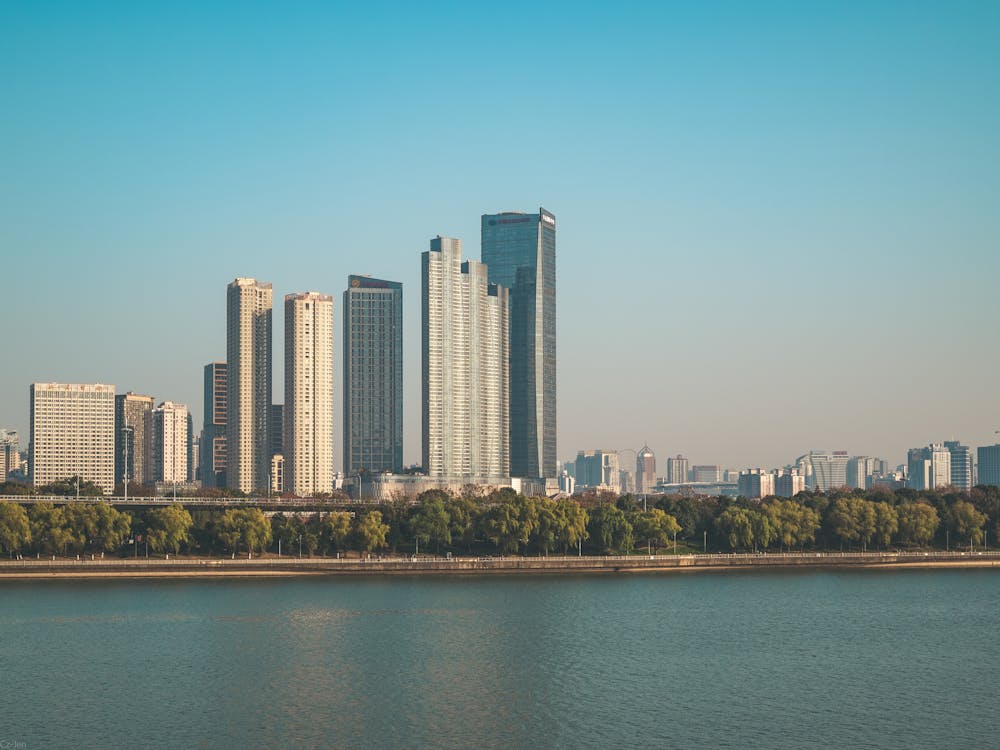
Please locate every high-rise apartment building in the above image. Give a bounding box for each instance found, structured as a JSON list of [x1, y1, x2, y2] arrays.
[[270, 404, 284, 459], [808, 451, 849, 491], [343, 275, 403, 475], [666, 454, 689, 484], [115, 392, 154, 487], [1, 429, 21, 478], [775, 469, 805, 498], [481, 208, 556, 480], [284, 292, 334, 496], [907, 444, 952, 490], [201, 362, 227, 489], [422, 237, 509, 481], [226, 278, 273, 494], [636, 444, 656, 494], [738, 469, 775, 499], [944, 441, 972, 490], [151, 401, 189, 484], [977, 444, 1000, 487], [30, 383, 116, 492], [574, 450, 620, 492]]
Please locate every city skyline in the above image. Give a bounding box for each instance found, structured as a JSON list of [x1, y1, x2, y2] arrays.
[[3, 3, 998, 469]]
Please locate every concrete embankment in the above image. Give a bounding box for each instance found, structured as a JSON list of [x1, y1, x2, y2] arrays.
[[1, 551, 998, 579]]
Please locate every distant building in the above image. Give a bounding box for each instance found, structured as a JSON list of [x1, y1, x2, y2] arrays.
[[152, 401, 189, 484], [691, 465, 722, 483], [775, 469, 805, 498], [284, 291, 334, 496], [1, 429, 21, 479], [270, 453, 284, 494], [270, 404, 284, 459], [944, 441, 972, 490], [558, 470, 575, 495], [665, 454, 688, 485], [115, 393, 155, 486], [227, 277, 273, 494], [30, 383, 116, 493], [636, 445, 656, 494], [907, 444, 952, 490], [422, 236, 509, 482], [574, 450, 620, 492], [738, 469, 775, 500], [201, 362, 227, 489], [808, 451, 849, 492], [343, 275, 403, 475], [977, 444, 1000, 487], [481, 208, 556, 480]]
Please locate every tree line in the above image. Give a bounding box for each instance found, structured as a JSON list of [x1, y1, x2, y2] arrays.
[[0, 484, 997, 558]]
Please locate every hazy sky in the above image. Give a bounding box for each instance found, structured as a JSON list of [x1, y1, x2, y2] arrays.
[[3, 1, 998, 472]]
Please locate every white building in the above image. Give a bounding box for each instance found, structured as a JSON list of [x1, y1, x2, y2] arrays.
[[283, 291, 334, 496], [152, 401, 189, 484], [422, 236, 509, 482], [30, 383, 116, 493], [665, 454, 688, 484], [227, 278, 273, 493], [808, 451, 849, 492], [738, 469, 775, 499]]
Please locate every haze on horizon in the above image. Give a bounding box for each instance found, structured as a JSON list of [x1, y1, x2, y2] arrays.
[[3, 1, 998, 473]]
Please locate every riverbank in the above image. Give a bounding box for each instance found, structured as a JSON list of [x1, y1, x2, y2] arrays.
[[1, 550, 998, 579]]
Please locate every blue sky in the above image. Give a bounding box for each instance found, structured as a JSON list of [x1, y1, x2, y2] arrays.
[[3, 0, 998, 470]]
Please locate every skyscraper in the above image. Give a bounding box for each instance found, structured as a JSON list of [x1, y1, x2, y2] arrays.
[[226, 278, 272, 494], [636, 444, 656, 494], [481, 208, 556, 480], [115, 392, 154, 486], [808, 451, 849, 491], [151, 401, 189, 484], [422, 236, 509, 480], [201, 362, 227, 489], [284, 292, 334, 496], [30, 383, 116, 492], [343, 275, 403, 475], [944, 440, 972, 490], [666, 454, 689, 484], [977, 444, 1000, 487], [907, 444, 952, 490]]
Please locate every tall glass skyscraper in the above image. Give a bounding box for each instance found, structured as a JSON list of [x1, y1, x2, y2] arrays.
[[481, 207, 556, 480], [344, 275, 403, 475]]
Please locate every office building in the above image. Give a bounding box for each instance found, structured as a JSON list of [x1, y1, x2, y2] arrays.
[[343, 275, 403, 475], [808, 451, 849, 491], [30, 383, 115, 492], [152, 401, 189, 484], [692, 465, 723, 483], [115, 393, 154, 487], [422, 236, 509, 481], [481, 208, 556, 480], [574, 450, 620, 492], [738, 469, 775, 500], [977, 444, 1000, 487], [666, 454, 689, 485], [226, 278, 273, 493], [944, 441, 972, 490], [907, 444, 952, 490], [284, 292, 334, 496], [636, 444, 656, 494], [201, 362, 227, 489]]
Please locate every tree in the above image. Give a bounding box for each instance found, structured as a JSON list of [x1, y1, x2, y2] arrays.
[[483, 502, 524, 554], [410, 495, 451, 552], [145, 504, 193, 554], [896, 501, 939, 547], [445, 496, 479, 552], [324, 512, 352, 553], [716, 506, 754, 551], [952, 501, 987, 548], [587, 504, 633, 554], [554, 499, 589, 554], [873, 502, 898, 549], [217, 508, 271, 554], [0, 502, 31, 554], [353, 511, 388, 552], [532, 498, 559, 555], [765, 500, 819, 550], [634, 508, 681, 553]]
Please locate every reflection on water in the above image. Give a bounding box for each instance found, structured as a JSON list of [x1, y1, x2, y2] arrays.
[[3, 571, 999, 749]]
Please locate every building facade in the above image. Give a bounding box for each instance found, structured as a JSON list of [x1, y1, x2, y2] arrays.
[[666, 454, 689, 485], [343, 275, 403, 475], [284, 292, 334, 496], [115, 392, 155, 487], [201, 362, 227, 489], [1, 429, 22, 479], [481, 208, 556, 480], [977, 444, 1000, 487], [775, 469, 806, 498], [151, 401, 189, 484], [422, 237, 509, 481], [944, 441, 972, 490], [691, 465, 723, 483], [808, 451, 849, 491], [30, 383, 116, 492], [574, 450, 620, 492], [636, 444, 656, 494], [226, 278, 273, 493], [738, 469, 775, 499]]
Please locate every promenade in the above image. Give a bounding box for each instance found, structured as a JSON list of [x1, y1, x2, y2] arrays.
[[2, 550, 998, 578]]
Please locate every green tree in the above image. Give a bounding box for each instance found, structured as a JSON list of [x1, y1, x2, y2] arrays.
[[0, 502, 31, 554], [353, 511, 389, 552], [587, 504, 633, 554], [634, 508, 681, 553], [873, 502, 898, 549], [554, 499, 589, 554], [765, 500, 820, 550], [896, 501, 939, 547], [749, 509, 774, 550], [270, 513, 304, 555], [217, 508, 272, 554], [324, 512, 352, 553], [716, 506, 754, 551], [483, 501, 524, 554], [532, 498, 559, 555], [410, 495, 451, 552], [952, 500, 987, 548], [145, 504, 193, 554], [445, 496, 479, 552]]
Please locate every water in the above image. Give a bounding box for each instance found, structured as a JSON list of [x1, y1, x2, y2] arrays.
[[2, 569, 998, 749]]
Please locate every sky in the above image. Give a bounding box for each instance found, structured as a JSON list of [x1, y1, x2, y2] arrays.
[[2, 0, 999, 472]]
